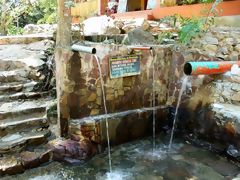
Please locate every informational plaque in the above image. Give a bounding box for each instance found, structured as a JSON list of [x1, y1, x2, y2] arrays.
[[109, 54, 141, 79]]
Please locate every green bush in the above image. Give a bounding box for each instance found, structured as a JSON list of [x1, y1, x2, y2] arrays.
[[0, 0, 57, 35]]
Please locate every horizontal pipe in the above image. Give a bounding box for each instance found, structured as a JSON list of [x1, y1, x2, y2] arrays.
[[127, 46, 153, 50], [71, 44, 96, 54], [184, 61, 240, 75]]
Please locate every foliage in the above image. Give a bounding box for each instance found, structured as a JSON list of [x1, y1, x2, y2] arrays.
[[178, 0, 215, 5], [178, 17, 204, 44], [0, 0, 57, 35], [157, 32, 173, 44], [7, 25, 24, 35], [36, 0, 57, 24], [177, 0, 222, 44], [199, 0, 215, 3]]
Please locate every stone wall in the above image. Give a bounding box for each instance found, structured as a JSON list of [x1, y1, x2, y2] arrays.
[[59, 44, 172, 146], [64, 44, 172, 119], [167, 27, 240, 151]]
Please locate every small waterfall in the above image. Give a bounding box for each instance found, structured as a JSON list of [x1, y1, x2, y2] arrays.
[[94, 55, 112, 172], [168, 76, 189, 151]]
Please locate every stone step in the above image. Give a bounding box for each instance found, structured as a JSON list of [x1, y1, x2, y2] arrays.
[[0, 69, 29, 83], [0, 59, 27, 71], [0, 98, 53, 121], [0, 91, 50, 102], [0, 117, 49, 137], [0, 35, 53, 45], [0, 81, 37, 95], [0, 129, 50, 154]]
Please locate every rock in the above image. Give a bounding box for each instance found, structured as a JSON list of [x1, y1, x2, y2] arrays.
[[231, 84, 240, 91], [90, 109, 99, 116], [83, 16, 114, 36], [219, 46, 229, 55], [227, 145, 240, 158], [47, 138, 97, 164], [124, 28, 156, 45], [20, 151, 40, 169], [122, 18, 150, 32], [227, 51, 239, 61], [204, 44, 218, 56], [106, 94, 114, 101], [88, 93, 97, 102], [122, 26, 136, 34], [39, 149, 52, 163], [114, 20, 124, 29], [231, 93, 240, 102], [224, 37, 237, 46], [235, 44, 240, 52], [202, 36, 219, 45], [0, 156, 24, 175], [23, 24, 57, 35], [105, 26, 121, 35]]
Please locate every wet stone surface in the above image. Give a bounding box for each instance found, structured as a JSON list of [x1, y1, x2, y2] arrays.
[[2, 135, 240, 180]]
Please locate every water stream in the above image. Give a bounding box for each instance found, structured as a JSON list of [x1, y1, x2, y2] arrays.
[[152, 53, 157, 150], [94, 55, 112, 172], [5, 135, 240, 180], [168, 76, 189, 150]]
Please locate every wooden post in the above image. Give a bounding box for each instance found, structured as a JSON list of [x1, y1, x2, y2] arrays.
[[55, 0, 73, 137]]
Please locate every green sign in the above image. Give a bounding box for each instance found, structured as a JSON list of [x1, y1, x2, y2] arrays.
[[109, 54, 141, 79]]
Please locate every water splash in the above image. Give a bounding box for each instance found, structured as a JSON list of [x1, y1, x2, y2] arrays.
[[168, 76, 189, 151], [94, 55, 112, 172]]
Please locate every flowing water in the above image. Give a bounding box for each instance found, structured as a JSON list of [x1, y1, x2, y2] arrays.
[[4, 135, 240, 180], [94, 55, 112, 172], [152, 54, 156, 150], [168, 76, 189, 151]]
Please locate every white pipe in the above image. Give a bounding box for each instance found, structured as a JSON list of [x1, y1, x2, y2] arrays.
[[71, 44, 97, 54], [127, 46, 153, 50]]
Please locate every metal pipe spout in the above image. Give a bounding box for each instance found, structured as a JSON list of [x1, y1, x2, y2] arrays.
[[184, 61, 240, 75], [71, 44, 96, 54]]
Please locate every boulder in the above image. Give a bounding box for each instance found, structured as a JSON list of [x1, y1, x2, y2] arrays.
[[23, 24, 57, 35], [105, 26, 121, 35], [203, 44, 218, 56], [202, 36, 219, 45], [234, 44, 240, 53], [224, 37, 237, 46], [124, 28, 157, 45], [122, 18, 150, 33], [47, 138, 97, 164], [83, 15, 114, 36]]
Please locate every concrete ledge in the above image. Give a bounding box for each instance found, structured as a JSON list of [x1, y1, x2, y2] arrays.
[[0, 34, 53, 45], [214, 15, 240, 27], [70, 106, 169, 148]]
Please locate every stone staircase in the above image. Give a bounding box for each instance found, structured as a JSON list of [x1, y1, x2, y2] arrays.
[[0, 40, 55, 155]]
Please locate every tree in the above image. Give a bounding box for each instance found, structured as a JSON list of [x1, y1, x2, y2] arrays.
[[55, 0, 73, 137]]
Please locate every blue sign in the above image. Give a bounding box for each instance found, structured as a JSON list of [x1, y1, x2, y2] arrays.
[[109, 54, 141, 79]]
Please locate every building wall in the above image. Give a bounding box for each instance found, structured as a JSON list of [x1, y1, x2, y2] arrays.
[[71, 0, 99, 22]]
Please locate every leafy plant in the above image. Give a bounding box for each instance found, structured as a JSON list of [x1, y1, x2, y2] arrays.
[[178, 18, 203, 44], [177, 0, 222, 44], [0, 0, 57, 35], [7, 25, 24, 35], [199, 0, 215, 3]]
